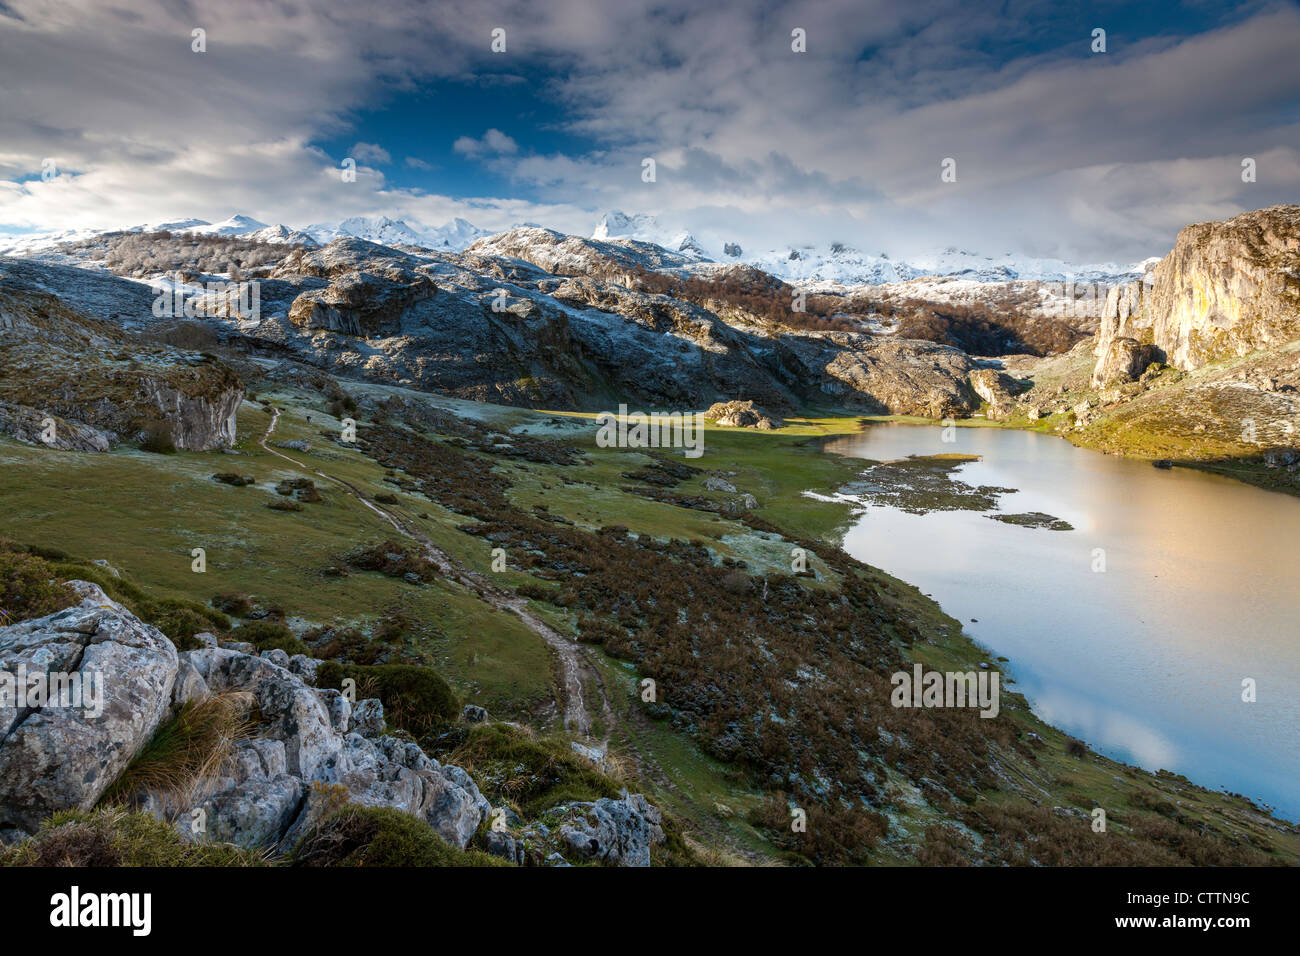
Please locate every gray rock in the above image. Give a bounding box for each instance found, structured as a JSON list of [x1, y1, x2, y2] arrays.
[[461, 704, 488, 723], [348, 698, 384, 737], [0, 585, 178, 833], [288, 654, 318, 681], [483, 828, 525, 865], [556, 792, 665, 867], [259, 648, 291, 668]]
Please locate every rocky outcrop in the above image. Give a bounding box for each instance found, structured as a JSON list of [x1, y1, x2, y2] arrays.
[[555, 793, 665, 867], [0, 583, 178, 838], [287, 270, 436, 338], [0, 266, 244, 451], [0, 585, 489, 852], [0, 402, 113, 452], [1093, 336, 1159, 386], [969, 367, 1026, 417], [704, 400, 785, 429], [1094, 205, 1300, 382], [777, 335, 980, 417]]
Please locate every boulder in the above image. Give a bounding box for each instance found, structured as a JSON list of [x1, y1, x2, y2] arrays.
[[0, 585, 178, 834], [703, 400, 785, 430], [0, 586, 490, 852], [556, 793, 665, 868], [1092, 336, 1159, 386]]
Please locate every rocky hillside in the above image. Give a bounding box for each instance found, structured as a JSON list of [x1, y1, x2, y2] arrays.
[[0, 579, 666, 866], [0, 260, 243, 451], [3, 231, 996, 418], [1094, 205, 1300, 384]]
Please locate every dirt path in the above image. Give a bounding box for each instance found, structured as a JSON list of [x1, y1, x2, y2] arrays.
[[258, 406, 605, 740]]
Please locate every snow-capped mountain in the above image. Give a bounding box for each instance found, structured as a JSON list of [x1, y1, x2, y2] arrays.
[[0, 213, 488, 257], [591, 209, 1151, 286], [303, 215, 488, 250], [593, 210, 707, 260], [243, 224, 319, 246]]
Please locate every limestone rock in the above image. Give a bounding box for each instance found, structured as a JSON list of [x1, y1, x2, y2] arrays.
[[1093, 336, 1159, 386], [1093, 205, 1300, 381], [555, 793, 665, 867], [703, 400, 784, 430], [0, 585, 178, 833]]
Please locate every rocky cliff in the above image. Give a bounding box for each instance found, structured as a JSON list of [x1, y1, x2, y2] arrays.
[[1094, 205, 1300, 384], [0, 262, 244, 450]]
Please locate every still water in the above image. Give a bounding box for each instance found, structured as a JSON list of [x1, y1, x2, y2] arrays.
[[825, 423, 1300, 819]]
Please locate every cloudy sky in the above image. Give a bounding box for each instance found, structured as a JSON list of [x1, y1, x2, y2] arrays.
[[1, 0, 1297, 261]]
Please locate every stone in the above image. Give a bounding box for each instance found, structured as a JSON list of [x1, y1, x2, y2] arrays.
[[703, 400, 785, 430], [1092, 336, 1159, 386], [461, 704, 488, 723], [483, 828, 526, 865], [555, 792, 665, 867], [348, 698, 385, 737], [0, 585, 178, 833]]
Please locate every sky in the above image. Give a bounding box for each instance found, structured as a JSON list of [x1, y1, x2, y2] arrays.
[[1, 0, 1298, 261]]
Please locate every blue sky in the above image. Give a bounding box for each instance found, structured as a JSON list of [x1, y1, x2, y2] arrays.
[[1, 0, 1297, 260]]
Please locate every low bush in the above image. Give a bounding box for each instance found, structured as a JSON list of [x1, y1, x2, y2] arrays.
[[1, 809, 267, 867], [315, 661, 459, 735], [291, 805, 505, 867], [139, 420, 176, 454], [446, 723, 622, 818], [0, 548, 70, 623]]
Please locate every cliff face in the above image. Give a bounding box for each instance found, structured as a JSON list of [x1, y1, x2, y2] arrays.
[[1095, 205, 1300, 383], [0, 265, 243, 451]]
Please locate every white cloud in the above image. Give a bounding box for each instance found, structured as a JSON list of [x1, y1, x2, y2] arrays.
[[452, 129, 519, 159], [0, 0, 1296, 261], [350, 142, 391, 165]]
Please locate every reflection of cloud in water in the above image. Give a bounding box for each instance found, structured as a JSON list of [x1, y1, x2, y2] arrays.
[[1033, 688, 1179, 770]]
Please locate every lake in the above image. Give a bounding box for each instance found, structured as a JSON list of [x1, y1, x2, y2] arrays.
[[824, 422, 1300, 820]]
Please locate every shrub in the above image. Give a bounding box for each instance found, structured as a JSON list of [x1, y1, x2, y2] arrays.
[[446, 723, 622, 817], [102, 691, 253, 809], [1065, 737, 1090, 758], [267, 499, 303, 512], [291, 805, 505, 867], [342, 540, 437, 582], [315, 662, 459, 735], [137, 598, 229, 650], [211, 591, 253, 616], [0, 549, 70, 623], [0, 808, 267, 867], [212, 473, 254, 487]]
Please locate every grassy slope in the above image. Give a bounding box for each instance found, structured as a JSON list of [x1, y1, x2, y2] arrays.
[[3, 381, 1295, 864], [0, 396, 553, 719]]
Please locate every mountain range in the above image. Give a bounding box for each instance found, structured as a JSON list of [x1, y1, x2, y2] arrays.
[[1, 210, 1153, 288]]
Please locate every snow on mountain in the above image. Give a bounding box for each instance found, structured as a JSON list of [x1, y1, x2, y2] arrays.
[[184, 215, 269, 237], [0, 227, 104, 255], [425, 217, 490, 250], [135, 218, 211, 233], [303, 215, 487, 250], [243, 223, 319, 246], [593, 210, 707, 259], [590, 209, 1149, 287]]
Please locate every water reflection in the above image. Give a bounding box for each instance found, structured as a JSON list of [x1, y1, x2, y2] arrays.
[[825, 422, 1300, 819]]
